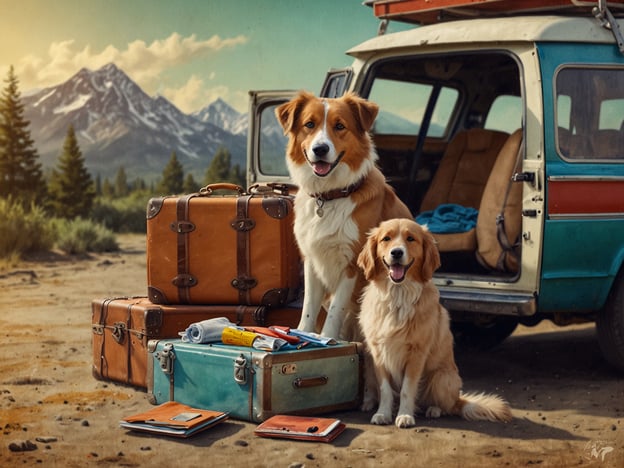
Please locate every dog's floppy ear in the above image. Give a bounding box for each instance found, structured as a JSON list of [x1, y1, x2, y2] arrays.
[[357, 227, 380, 281], [343, 92, 379, 133], [421, 228, 441, 281], [275, 91, 314, 135]]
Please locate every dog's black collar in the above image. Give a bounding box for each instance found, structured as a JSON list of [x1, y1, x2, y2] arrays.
[[309, 177, 365, 203], [308, 177, 365, 217]]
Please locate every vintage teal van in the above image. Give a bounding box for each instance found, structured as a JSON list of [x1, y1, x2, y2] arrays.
[[247, 1, 624, 371]]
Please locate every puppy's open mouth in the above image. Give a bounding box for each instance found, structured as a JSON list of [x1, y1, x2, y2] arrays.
[[304, 150, 345, 177], [383, 259, 414, 283]]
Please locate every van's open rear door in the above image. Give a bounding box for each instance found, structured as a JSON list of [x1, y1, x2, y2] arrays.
[[246, 90, 297, 188]]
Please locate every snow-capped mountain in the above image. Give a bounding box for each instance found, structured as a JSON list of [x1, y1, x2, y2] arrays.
[[193, 98, 248, 136], [22, 63, 248, 181]]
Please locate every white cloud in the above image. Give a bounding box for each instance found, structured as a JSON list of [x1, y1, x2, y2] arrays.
[[162, 74, 209, 113], [162, 75, 248, 114], [14, 32, 248, 95]]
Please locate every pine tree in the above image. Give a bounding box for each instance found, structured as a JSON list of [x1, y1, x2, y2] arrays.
[[101, 178, 114, 198], [157, 151, 184, 194], [230, 163, 246, 188], [95, 174, 102, 196], [131, 177, 147, 193], [204, 146, 235, 186], [47, 125, 95, 219], [114, 167, 128, 197], [183, 173, 198, 193], [0, 65, 45, 204]]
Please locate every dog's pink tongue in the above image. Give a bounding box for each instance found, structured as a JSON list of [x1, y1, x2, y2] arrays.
[[389, 265, 406, 282], [312, 161, 332, 176]]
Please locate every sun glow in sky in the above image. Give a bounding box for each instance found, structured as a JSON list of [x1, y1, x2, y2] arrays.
[[0, 0, 406, 113]]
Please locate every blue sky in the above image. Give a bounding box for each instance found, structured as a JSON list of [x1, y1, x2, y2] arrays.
[[0, 0, 407, 113]]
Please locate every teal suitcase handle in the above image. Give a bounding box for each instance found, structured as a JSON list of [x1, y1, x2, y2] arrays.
[[292, 375, 328, 389]]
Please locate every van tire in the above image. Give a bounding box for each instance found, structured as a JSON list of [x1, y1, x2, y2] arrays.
[[596, 277, 624, 372], [451, 316, 518, 350]]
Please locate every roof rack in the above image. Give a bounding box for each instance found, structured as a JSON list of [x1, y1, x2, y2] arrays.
[[365, 0, 624, 25]]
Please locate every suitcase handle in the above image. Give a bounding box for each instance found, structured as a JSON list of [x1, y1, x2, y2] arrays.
[[199, 183, 245, 196], [292, 375, 328, 389], [248, 183, 296, 196]]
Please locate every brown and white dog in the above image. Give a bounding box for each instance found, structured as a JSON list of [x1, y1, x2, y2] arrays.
[[275, 91, 412, 340], [357, 218, 513, 428]]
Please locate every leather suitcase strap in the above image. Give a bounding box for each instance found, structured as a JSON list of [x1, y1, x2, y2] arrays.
[[232, 195, 257, 304], [174, 194, 197, 303], [96, 299, 112, 378]]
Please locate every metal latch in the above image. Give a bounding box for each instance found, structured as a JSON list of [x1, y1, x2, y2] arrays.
[[157, 342, 175, 375], [512, 172, 535, 184], [593, 0, 624, 54], [233, 354, 248, 385], [112, 322, 127, 344]]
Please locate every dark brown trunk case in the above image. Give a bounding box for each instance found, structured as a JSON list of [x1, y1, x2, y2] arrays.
[[146, 184, 301, 306], [92, 296, 302, 388]]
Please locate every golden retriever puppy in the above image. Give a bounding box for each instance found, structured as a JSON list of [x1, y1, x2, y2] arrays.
[[357, 218, 512, 428]]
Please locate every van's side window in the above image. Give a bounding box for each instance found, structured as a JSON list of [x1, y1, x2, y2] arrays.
[[258, 104, 289, 176], [368, 79, 458, 137], [485, 95, 522, 134], [555, 66, 624, 160]]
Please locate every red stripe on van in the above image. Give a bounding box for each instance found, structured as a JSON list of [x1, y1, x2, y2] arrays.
[[548, 179, 624, 215]]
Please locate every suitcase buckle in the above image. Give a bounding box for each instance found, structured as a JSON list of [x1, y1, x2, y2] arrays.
[[233, 354, 247, 385], [232, 276, 258, 291], [172, 274, 197, 287], [170, 221, 196, 233], [157, 343, 175, 375], [230, 218, 256, 231], [112, 322, 127, 344]]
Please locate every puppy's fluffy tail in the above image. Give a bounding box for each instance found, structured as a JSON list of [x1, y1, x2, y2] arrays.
[[456, 392, 512, 422]]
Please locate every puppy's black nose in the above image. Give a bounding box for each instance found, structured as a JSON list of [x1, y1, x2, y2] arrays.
[[390, 248, 403, 260], [313, 143, 329, 158]]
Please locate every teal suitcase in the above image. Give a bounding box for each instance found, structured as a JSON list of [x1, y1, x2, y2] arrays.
[[146, 339, 362, 422]]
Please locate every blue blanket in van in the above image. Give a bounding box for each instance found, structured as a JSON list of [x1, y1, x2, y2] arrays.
[[416, 203, 478, 234]]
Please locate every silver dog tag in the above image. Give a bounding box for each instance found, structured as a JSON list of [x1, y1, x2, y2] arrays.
[[315, 198, 325, 217]]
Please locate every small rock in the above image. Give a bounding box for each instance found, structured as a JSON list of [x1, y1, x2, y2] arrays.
[[140, 446, 151, 451], [8, 440, 37, 452], [234, 439, 248, 447], [306, 453, 315, 460], [35, 436, 57, 443], [81, 420, 90, 427]]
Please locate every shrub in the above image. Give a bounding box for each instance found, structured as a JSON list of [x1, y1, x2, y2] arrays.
[[53, 218, 119, 254], [91, 192, 150, 233], [0, 198, 55, 258]]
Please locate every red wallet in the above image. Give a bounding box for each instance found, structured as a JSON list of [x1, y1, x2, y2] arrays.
[[254, 415, 345, 442]]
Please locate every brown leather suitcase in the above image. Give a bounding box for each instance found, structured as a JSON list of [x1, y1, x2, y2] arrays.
[[146, 183, 301, 306], [92, 296, 302, 388]]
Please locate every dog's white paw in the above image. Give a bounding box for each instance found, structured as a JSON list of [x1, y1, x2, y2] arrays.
[[395, 414, 416, 428], [425, 406, 442, 418], [371, 412, 393, 425]]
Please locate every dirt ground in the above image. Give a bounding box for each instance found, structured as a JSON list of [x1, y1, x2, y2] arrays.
[[0, 233, 622, 467]]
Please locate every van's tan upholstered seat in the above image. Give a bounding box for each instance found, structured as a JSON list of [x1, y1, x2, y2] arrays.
[[475, 129, 523, 272], [419, 128, 510, 252]]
